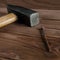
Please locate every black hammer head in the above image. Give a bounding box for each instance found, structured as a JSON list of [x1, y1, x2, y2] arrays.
[[7, 4, 40, 27]]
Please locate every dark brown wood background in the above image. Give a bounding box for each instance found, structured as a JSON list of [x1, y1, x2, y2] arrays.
[[0, 0, 60, 60]]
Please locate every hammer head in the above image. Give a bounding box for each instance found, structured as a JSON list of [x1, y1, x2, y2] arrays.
[[7, 4, 40, 27]]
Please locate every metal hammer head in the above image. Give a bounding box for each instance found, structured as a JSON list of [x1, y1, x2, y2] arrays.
[[7, 4, 40, 27]]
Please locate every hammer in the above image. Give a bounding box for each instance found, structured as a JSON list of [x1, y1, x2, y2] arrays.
[[0, 4, 40, 28]]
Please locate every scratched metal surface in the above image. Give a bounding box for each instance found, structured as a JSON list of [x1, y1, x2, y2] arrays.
[[0, 0, 60, 60]]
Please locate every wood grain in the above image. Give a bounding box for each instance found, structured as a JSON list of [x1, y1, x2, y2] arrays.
[[8, 0, 60, 9], [0, 0, 60, 60], [0, 0, 7, 7]]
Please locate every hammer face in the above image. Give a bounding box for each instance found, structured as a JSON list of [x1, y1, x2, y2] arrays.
[[30, 13, 39, 26]]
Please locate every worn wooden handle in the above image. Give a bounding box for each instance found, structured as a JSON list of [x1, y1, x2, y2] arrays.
[[0, 13, 17, 28]]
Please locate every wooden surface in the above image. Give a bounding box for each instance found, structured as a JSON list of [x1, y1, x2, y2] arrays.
[[0, 0, 60, 60], [8, 0, 60, 9]]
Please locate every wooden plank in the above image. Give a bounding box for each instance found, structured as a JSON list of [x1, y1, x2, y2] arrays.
[[7, 0, 60, 9], [0, 0, 7, 7], [0, 0, 60, 60], [0, 8, 7, 13]]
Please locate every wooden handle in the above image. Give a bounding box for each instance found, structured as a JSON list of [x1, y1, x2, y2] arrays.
[[0, 13, 17, 28]]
